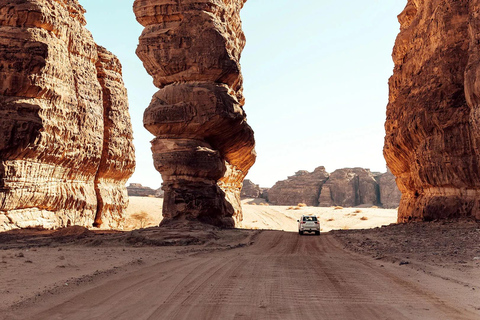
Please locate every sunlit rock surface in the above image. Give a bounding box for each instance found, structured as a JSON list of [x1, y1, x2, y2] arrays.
[[134, 0, 256, 227], [268, 167, 330, 206], [0, 0, 135, 231], [384, 0, 480, 222]]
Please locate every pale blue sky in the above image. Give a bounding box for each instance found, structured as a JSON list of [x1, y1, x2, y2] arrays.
[[81, 0, 406, 188]]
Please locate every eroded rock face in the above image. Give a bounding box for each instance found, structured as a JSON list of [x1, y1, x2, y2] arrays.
[[376, 169, 402, 209], [241, 179, 260, 199], [0, 0, 135, 231], [318, 168, 379, 207], [268, 167, 330, 206], [385, 0, 480, 222], [134, 0, 256, 227]]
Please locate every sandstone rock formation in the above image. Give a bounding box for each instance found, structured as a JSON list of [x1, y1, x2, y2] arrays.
[[0, 0, 135, 231], [376, 169, 402, 209], [318, 168, 379, 207], [241, 179, 260, 199], [268, 167, 400, 208], [268, 167, 330, 206], [127, 183, 157, 197], [384, 0, 480, 222], [134, 0, 256, 227]]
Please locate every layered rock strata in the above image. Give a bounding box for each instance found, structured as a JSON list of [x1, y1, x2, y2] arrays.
[[134, 0, 256, 227], [376, 169, 402, 209], [0, 0, 135, 231], [268, 167, 330, 206], [385, 0, 480, 222]]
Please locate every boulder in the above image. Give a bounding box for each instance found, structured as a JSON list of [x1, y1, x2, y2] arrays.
[[0, 0, 135, 231], [384, 0, 480, 221], [134, 0, 255, 227]]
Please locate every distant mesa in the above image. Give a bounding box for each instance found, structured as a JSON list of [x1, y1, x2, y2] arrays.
[[248, 167, 401, 208], [127, 184, 163, 198]]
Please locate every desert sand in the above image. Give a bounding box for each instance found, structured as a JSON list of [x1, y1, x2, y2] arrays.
[[0, 197, 478, 319], [126, 197, 398, 232]]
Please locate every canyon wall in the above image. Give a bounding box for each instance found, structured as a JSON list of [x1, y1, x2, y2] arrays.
[[0, 0, 135, 231], [384, 0, 480, 222], [134, 0, 256, 227]]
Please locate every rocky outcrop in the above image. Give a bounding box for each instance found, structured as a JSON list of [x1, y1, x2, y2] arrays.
[[384, 0, 480, 222], [0, 0, 135, 231], [376, 169, 402, 209], [267, 167, 400, 208], [318, 168, 379, 207], [134, 0, 256, 228], [127, 184, 156, 197], [268, 167, 330, 206], [241, 179, 260, 199]]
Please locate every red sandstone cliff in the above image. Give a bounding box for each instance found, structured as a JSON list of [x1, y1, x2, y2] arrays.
[[384, 0, 480, 221], [0, 0, 135, 231]]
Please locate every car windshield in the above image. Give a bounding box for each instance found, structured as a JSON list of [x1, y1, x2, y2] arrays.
[[303, 216, 317, 221]]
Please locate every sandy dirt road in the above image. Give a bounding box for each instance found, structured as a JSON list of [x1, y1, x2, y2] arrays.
[[5, 231, 479, 320]]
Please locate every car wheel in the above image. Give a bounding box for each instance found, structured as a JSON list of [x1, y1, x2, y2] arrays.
[[315, 231, 320, 236], [299, 231, 304, 235]]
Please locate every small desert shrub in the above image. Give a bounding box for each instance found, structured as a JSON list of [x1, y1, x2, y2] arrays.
[[130, 211, 151, 229], [342, 225, 350, 230], [327, 218, 335, 222], [360, 216, 369, 221], [354, 209, 362, 214], [334, 206, 343, 210], [297, 203, 307, 207], [293, 207, 301, 210], [250, 203, 257, 206], [287, 206, 295, 210], [371, 206, 379, 209]]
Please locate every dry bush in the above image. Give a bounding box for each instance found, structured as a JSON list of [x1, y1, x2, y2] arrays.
[[264, 203, 270, 206], [130, 211, 151, 229], [342, 225, 350, 230], [334, 206, 343, 210], [287, 206, 295, 210], [250, 203, 257, 206], [354, 209, 362, 213], [360, 216, 369, 221], [297, 203, 307, 207], [327, 218, 335, 222], [371, 206, 379, 209], [293, 207, 301, 210]]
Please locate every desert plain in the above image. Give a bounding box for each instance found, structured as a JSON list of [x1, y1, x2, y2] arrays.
[[0, 198, 478, 319]]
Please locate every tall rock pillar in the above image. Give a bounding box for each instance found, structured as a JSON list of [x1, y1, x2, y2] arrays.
[[384, 0, 480, 222], [133, 0, 256, 227]]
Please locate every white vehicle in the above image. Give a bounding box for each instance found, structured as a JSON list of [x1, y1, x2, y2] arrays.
[[297, 215, 320, 235]]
